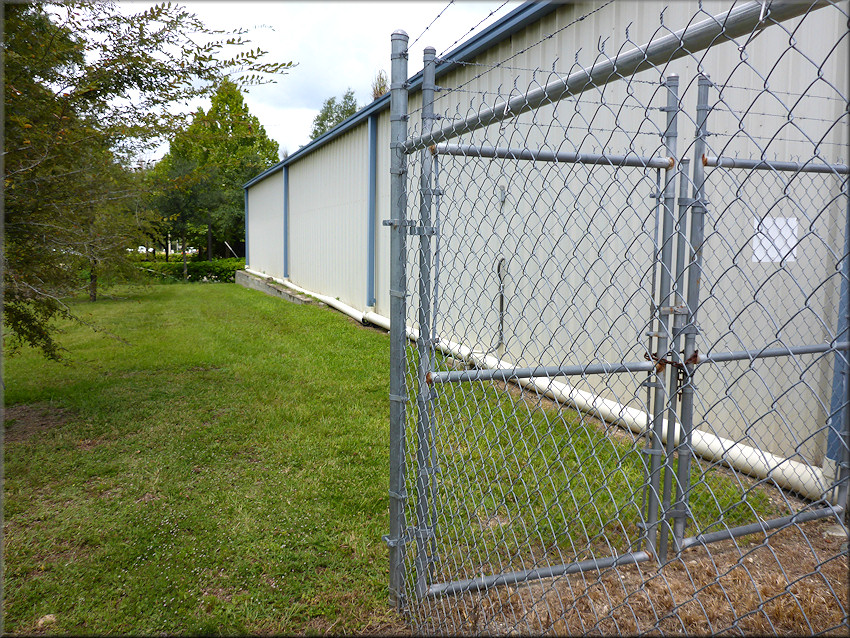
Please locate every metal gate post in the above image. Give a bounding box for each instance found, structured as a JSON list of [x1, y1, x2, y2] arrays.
[[386, 29, 409, 611], [659, 157, 691, 559], [645, 74, 679, 559], [672, 74, 711, 549], [413, 46, 438, 600]]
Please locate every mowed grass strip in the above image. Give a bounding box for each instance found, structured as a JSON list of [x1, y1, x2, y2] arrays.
[[3, 283, 404, 635]]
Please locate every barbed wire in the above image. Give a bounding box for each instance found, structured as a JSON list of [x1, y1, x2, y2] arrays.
[[409, 0, 455, 52], [420, 0, 617, 115], [436, 0, 513, 58]]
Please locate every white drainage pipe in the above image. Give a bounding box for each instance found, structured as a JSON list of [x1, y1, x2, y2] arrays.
[[242, 269, 830, 503]]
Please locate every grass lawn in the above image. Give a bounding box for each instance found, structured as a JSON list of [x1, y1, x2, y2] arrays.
[[3, 283, 404, 634], [3, 280, 786, 635]]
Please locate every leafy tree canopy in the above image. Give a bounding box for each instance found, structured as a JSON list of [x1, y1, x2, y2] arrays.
[[3, 1, 293, 359], [151, 78, 280, 262], [309, 88, 358, 140]]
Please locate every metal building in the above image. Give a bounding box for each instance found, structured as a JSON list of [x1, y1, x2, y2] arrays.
[[243, 0, 848, 497]]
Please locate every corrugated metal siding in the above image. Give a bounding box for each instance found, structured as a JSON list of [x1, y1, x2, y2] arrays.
[[288, 125, 370, 310], [420, 0, 848, 463], [244, 0, 847, 463], [246, 172, 284, 279]]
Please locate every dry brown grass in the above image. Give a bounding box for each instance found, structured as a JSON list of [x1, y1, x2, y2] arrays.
[[422, 517, 848, 635]]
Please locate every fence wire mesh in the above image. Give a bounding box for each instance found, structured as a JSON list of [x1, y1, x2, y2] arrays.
[[387, 1, 849, 634]]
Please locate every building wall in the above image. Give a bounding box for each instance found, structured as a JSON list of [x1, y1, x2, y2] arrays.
[[414, 0, 848, 463], [374, 109, 393, 317], [246, 171, 284, 280], [244, 0, 848, 464], [288, 125, 370, 310]]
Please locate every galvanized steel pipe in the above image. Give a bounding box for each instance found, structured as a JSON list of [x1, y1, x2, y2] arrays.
[[402, 0, 828, 153]]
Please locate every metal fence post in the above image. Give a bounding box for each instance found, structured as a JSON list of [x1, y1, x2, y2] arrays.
[[660, 156, 691, 557], [645, 74, 679, 560], [413, 46, 438, 600], [386, 28, 409, 611], [672, 74, 711, 549]]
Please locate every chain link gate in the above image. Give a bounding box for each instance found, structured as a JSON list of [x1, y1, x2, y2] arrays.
[[385, 1, 849, 633]]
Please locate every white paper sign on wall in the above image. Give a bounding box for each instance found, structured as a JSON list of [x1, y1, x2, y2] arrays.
[[752, 216, 798, 263]]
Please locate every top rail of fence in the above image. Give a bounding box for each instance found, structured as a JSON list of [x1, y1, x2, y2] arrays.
[[401, 0, 828, 154]]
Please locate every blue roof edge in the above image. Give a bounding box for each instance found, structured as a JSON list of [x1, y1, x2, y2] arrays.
[[244, 0, 560, 190]]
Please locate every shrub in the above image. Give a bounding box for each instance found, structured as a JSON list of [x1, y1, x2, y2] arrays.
[[139, 258, 245, 283]]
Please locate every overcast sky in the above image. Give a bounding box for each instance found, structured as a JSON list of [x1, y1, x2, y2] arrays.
[[129, 1, 521, 162]]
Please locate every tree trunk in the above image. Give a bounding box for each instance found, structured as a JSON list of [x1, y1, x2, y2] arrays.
[[165, 233, 170, 263], [207, 223, 213, 261], [181, 229, 188, 280], [89, 259, 98, 302]]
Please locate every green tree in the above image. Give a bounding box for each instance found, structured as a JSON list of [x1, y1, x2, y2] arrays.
[[163, 78, 280, 260], [148, 154, 220, 279], [3, 2, 293, 359], [309, 88, 358, 139]]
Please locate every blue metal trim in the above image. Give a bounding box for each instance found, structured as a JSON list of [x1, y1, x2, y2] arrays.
[[244, 188, 250, 267], [827, 185, 850, 463], [283, 166, 290, 278], [367, 114, 378, 307], [242, 0, 560, 189]]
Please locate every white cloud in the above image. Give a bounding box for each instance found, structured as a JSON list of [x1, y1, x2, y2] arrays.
[[124, 0, 520, 158]]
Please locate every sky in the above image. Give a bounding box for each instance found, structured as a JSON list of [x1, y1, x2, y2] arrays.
[[129, 1, 521, 162]]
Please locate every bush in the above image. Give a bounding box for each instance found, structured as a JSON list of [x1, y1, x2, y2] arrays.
[[139, 258, 245, 283]]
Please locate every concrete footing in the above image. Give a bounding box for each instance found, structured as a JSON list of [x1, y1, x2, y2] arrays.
[[235, 270, 318, 306]]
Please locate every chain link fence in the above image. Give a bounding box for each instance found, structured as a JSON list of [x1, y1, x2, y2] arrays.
[[385, 1, 849, 633]]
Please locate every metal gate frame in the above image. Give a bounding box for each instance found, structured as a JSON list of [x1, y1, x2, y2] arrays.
[[385, 0, 850, 616]]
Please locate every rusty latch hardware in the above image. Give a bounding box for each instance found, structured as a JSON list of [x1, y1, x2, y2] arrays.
[[644, 350, 700, 372]]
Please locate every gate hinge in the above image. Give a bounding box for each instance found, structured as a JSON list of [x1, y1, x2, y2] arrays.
[[641, 379, 664, 389], [673, 325, 699, 338], [382, 534, 407, 548], [411, 525, 436, 540]]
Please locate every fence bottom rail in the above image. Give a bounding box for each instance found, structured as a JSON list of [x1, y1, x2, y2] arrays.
[[424, 505, 846, 600], [426, 551, 653, 598], [679, 505, 845, 551]]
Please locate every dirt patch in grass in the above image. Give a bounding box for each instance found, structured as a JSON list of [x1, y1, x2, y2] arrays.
[[21, 539, 94, 584], [77, 438, 103, 451], [429, 517, 848, 635], [4, 403, 75, 443]]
